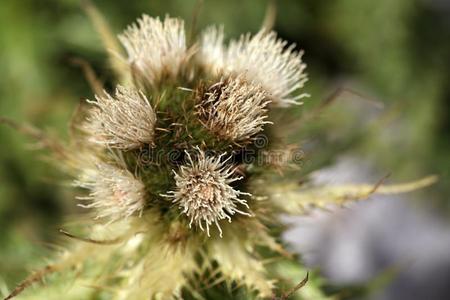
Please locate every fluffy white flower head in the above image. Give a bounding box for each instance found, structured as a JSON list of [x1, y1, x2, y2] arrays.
[[199, 26, 226, 75], [85, 85, 156, 150], [76, 162, 146, 222], [164, 147, 251, 237], [198, 75, 271, 143], [119, 15, 187, 86], [200, 27, 308, 107]]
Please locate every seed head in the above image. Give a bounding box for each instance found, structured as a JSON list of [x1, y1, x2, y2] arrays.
[[200, 27, 308, 106], [85, 85, 156, 150], [198, 76, 271, 143], [164, 148, 251, 237], [119, 15, 187, 86], [75, 162, 146, 222]]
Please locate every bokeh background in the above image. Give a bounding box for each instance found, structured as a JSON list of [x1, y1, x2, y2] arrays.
[[0, 0, 449, 299]]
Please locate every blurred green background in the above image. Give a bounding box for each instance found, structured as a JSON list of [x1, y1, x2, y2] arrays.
[[0, 0, 449, 295]]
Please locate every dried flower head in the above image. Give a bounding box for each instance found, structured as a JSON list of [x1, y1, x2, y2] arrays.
[[119, 15, 187, 86], [200, 27, 308, 106], [75, 162, 146, 222], [164, 148, 251, 237], [85, 85, 156, 150], [198, 76, 271, 143]]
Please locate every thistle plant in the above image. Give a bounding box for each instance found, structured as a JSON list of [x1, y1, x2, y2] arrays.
[[2, 5, 437, 300]]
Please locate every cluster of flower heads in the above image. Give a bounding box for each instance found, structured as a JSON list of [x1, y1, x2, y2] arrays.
[[77, 14, 308, 237], [6, 11, 435, 300]]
